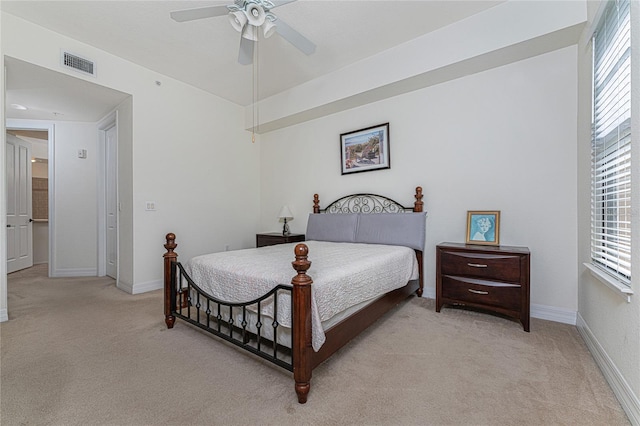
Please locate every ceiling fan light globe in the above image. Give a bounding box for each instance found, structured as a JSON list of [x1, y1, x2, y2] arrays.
[[245, 4, 266, 26], [262, 20, 277, 38], [241, 24, 258, 41], [229, 10, 247, 32]]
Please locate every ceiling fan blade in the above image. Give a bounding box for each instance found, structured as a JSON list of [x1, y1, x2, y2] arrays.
[[271, 0, 297, 8], [275, 18, 316, 56], [238, 37, 254, 65], [170, 5, 229, 23]]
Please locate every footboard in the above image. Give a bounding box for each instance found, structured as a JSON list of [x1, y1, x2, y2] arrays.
[[174, 263, 295, 369], [163, 234, 314, 403]]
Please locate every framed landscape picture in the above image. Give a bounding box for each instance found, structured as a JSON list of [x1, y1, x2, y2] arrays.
[[340, 123, 390, 175], [466, 211, 500, 245]]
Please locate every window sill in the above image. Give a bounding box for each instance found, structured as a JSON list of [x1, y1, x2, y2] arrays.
[[584, 263, 633, 303]]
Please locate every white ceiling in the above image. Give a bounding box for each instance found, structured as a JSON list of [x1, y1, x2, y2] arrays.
[[2, 0, 503, 121]]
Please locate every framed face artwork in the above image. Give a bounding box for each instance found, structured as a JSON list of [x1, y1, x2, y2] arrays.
[[340, 123, 390, 175], [466, 211, 500, 245]]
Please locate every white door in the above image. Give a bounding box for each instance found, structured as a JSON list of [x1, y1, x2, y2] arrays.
[[105, 125, 118, 279], [6, 134, 33, 273]]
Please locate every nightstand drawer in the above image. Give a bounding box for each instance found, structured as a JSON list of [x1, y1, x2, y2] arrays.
[[256, 233, 305, 248], [441, 275, 521, 311], [440, 251, 521, 282]]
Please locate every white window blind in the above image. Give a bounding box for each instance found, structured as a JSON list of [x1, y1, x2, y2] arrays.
[[591, 0, 632, 283]]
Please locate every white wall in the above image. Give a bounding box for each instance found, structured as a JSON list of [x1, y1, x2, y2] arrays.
[[576, 1, 640, 423], [260, 46, 578, 320], [127, 77, 260, 291], [53, 121, 99, 275]]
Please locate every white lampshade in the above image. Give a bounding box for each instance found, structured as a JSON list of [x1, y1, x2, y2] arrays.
[[262, 19, 276, 38], [229, 11, 247, 32], [278, 205, 293, 220]]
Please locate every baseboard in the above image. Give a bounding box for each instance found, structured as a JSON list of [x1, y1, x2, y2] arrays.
[[422, 287, 436, 300], [116, 281, 134, 294], [531, 302, 576, 325], [50, 268, 97, 277], [577, 313, 640, 425], [117, 279, 163, 295], [0, 308, 8, 323]]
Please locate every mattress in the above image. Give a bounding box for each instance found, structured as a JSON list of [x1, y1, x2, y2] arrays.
[[185, 240, 419, 351]]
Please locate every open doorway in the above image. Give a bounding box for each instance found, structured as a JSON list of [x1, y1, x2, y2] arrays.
[[5, 123, 54, 277]]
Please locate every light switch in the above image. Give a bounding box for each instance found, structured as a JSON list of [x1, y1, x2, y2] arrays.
[[145, 201, 156, 211], [77, 149, 87, 159]]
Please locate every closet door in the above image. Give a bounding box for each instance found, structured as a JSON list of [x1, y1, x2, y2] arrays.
[[105, 125, 118, 279]]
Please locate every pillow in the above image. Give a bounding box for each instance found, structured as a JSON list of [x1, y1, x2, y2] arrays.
[[305, 213, 358, 243], [355, 212, 427, 251]]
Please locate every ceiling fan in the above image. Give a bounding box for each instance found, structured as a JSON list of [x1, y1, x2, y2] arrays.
[[170, 0, 316, 65]]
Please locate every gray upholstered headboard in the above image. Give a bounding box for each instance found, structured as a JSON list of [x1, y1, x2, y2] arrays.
[[306, 189, 426, 251], [306, 212, 427, 251]]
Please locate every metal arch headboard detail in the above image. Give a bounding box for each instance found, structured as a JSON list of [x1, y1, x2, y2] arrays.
[[313, 187, 423, 214]]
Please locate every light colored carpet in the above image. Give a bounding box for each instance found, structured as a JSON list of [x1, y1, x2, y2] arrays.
[[1, 264, 630, 425]]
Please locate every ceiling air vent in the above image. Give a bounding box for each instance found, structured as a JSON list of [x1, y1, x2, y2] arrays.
[[61, 51, 96, 77]]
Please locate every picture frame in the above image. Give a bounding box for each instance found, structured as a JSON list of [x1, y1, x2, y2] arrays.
[[340, 123, 390, 175], [466, 211, 500, 245]]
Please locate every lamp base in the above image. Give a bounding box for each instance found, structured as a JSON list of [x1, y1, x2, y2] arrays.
[[283, 219, 290, 236]]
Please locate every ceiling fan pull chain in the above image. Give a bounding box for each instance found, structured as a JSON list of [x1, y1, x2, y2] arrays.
[[252, 35, 258, 143], [253, 37, 260, 133]]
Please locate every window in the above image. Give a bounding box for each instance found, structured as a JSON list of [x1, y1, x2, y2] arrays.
[[591, 0, 632, 284]]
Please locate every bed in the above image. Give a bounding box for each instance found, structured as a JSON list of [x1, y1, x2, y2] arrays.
[[163, 186, 425, 403]]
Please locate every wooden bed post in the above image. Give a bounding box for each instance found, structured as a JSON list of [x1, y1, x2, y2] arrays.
[[291, 243, 313, 404], [414, 186, 423, 212], [313, 194, 320, 214], [415, 251, 424, 298], [413, 187, 424, 297], [164, 233, 178, 329]]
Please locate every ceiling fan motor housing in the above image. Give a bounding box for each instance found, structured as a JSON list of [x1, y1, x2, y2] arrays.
[[245, 3, 266, 26]]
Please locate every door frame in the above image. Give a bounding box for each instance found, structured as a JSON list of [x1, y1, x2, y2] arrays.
[[97, 111, 118, 280], [6, 119, 55, 278]]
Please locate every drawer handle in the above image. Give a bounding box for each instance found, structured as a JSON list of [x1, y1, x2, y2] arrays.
[[468, 289, 489, 295], [467, 263, 488, 268]]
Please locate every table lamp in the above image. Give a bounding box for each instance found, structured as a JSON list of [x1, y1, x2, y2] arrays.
[[278, 205, 293, 236]]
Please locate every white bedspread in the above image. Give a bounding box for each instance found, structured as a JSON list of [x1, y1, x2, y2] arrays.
[[185, 240, 419, 351]]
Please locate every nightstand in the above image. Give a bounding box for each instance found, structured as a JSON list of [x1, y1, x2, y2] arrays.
[[436, 242, 530, 331], [256, 233, 305, 248]]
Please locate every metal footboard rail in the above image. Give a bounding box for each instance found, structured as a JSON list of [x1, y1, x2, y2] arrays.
[[170, 261, 294, 371]]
